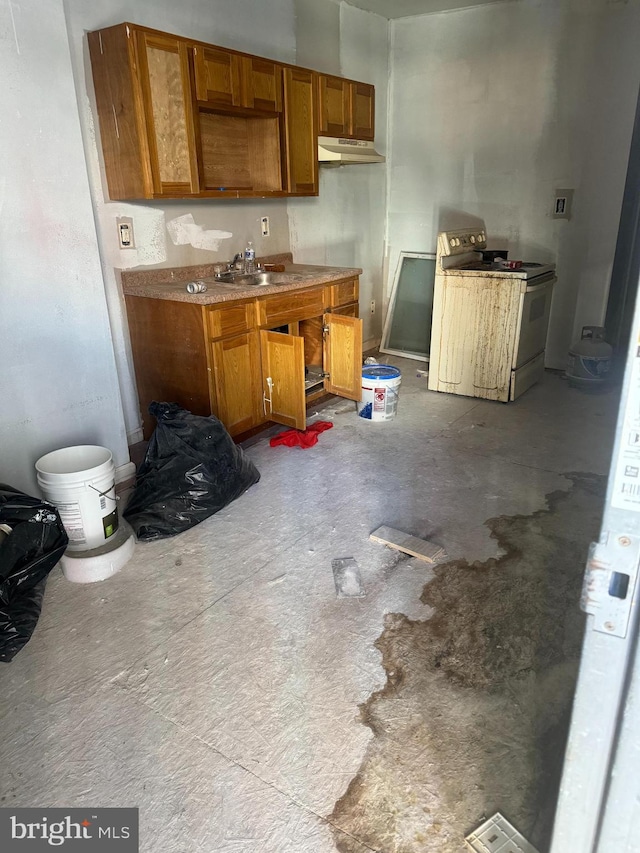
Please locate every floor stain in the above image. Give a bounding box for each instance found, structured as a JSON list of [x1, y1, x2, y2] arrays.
[[330, 473, 605, 853]]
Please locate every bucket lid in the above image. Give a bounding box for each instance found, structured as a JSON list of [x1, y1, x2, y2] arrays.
[[362, 365, 402, 380]]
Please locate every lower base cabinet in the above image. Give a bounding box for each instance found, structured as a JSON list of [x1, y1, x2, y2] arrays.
[[125, 277, 362, 440]]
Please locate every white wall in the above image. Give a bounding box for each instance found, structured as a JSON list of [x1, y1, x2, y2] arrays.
[[0, 0, 128, 494], [387, 0, 640, 368], [290, 1, 389, 347]]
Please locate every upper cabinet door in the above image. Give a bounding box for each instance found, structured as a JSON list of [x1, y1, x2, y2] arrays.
[[135, 32, 199, 195], [318, 74, 350, 137], [323, 313, 363, 401], [283, 67, 318, 196], [243, 56, 282, 112], [193, 45, 244, 107], [350, 82, 375, 140]]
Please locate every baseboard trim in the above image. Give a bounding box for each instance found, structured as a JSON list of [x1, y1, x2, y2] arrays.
[[115, 461, 136, 485], [363, 337, 381, 353], [127, 427, 144, 446]]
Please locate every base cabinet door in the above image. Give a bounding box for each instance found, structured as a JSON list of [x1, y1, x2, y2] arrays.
[[260, 330, 307, 430], [211, 331, 262, 435], [323, 313, 363, 400]]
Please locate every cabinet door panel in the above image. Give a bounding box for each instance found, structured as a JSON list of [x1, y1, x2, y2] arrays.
[[194, 45, 244, 106], [244, 57, 282, 112], [88, 26, 151, 199], [260, 330, 306, 430], [137, 33, 199, 194], [207, 301, 254, 339], [323, 313, 363, 401], [318, 74, 350, 137], [283, 67, 318, 196], [350, 81, 375, 141], [258, 288, 325, 328], [327, 278, 359, 308], [211, 331, 262, 435]]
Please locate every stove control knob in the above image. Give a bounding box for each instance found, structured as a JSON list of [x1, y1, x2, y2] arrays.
[[449, 237, 456, 248], [470, 235, 476, 243]]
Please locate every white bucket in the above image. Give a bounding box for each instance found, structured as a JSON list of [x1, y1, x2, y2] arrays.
[[35, 446, 119, 552], [357, 365, 402, 422]]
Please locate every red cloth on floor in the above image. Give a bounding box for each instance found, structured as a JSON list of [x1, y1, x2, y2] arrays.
[[269, 420, 333, 449]]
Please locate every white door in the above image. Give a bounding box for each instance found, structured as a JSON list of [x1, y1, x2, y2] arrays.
[[550, 271, 640, 852]]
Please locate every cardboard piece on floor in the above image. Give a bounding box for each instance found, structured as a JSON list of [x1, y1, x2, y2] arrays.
[[332, 558, 366, 597], [369, 525, 446, 564], [465, 812, 539, 853]]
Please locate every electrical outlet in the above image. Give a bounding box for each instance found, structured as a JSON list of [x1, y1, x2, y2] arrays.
[[553, 188, 574, 220], [117, 216, 135, 249], [370, 300, 375, 314], [261, 216, 270, 237]]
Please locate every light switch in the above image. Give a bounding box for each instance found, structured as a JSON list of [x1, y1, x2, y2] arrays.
[[117, 216, 135, 249], [553, 189, 574, 220]]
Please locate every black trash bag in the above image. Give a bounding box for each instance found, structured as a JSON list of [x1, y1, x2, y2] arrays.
[[124, 402, 261, 541], [0, 485, 68, 663]]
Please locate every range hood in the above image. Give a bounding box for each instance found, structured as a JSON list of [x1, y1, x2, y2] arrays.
[[317, 136, 385, 165]]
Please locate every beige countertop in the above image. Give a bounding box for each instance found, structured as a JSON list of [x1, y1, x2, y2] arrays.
[[121, 259, 362, 305]]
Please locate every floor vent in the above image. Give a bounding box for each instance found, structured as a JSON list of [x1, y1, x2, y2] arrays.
[[465, 812, 539, 853]]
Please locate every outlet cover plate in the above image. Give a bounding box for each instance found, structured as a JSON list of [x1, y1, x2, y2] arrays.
[[553, 188, 574, 220]]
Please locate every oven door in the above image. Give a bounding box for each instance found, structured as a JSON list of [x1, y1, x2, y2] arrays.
[[512, 275, 556, 369]]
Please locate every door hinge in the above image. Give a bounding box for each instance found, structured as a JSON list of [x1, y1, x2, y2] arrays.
[[581, 532, 640, 638], [320, 371, 330, 379], [323, 324, 330, 336]]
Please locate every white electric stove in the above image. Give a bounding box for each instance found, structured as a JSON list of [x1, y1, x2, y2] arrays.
[[429, 228, 557, 402]]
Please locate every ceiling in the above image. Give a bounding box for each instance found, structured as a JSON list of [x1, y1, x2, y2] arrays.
[[343, 0, 511, 19]]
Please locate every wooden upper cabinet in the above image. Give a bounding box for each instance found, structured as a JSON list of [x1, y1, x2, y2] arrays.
[[193, 48, 282, 113], [317, 74, 375, 141], [318, 74, 350, 137], [91, 24, 383, 199], [283, 67, 318, 196], [88, 24, 198, 199], [136, 31, 199, 195], [243, 57, 282, 113], [351, 81, 375, 140], [193, 45, 244, 107]]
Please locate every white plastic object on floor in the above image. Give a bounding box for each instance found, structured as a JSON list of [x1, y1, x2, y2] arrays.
[[60, 522, 135, 584], [566, 325, 613, 390], [35, 445, 119, 552], [465, 813, 539, 853], [357, 365, 402, 421]]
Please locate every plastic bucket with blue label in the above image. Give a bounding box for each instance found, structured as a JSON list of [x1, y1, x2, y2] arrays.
[[357, 365, 402, 422]]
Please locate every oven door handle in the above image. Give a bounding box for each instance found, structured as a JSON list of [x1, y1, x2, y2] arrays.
[[525, 275, 556, 293]]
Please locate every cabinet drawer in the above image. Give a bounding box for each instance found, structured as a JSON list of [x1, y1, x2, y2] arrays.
[[331, 302, 358, 318], [326, 278, 358, 308], [257, 288, 325, 327], [207, 302, 254, 339]]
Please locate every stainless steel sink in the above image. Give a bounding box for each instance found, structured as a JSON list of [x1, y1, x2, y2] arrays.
[[211, 271, 305, 287]]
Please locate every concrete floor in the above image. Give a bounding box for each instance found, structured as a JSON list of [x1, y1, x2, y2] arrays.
[[0, 361, 619, 852]]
